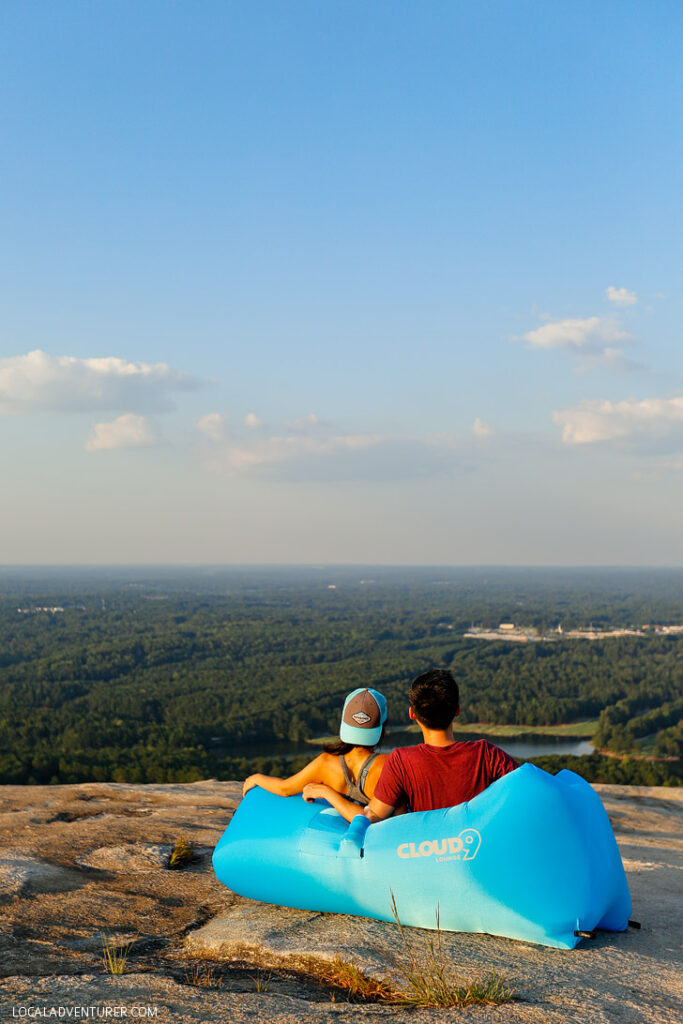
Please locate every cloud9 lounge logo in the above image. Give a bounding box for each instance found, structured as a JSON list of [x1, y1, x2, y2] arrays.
[[396, 828, 481, 863]]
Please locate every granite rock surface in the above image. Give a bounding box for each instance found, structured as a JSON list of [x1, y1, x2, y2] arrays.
[[0, 779, 681, 1023]]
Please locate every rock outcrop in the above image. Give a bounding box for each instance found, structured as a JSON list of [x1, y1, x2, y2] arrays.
[[0, 779, 681, 1023]]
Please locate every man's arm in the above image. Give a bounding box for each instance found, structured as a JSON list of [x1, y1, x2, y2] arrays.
[[362, 748, 406, 822], [363, 796, 397, 823]]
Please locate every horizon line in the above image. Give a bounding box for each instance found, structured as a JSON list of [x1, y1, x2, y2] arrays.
[[1, 563, 682, 572]]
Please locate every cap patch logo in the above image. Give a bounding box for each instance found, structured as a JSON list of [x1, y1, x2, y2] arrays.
[[352, 711, 372, 725]]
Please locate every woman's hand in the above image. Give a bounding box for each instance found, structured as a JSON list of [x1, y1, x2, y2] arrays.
[[243, 774, 262, 797], [302, 782, 332, 803]]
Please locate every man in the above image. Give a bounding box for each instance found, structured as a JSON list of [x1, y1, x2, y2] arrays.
[[363, 668, 518, 822]]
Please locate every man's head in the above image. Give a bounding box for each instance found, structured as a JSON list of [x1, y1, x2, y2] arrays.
[[409, 669, 460, 730]]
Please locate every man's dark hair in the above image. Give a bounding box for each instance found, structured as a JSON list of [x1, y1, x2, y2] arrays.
[[409, 669, 460, 730]]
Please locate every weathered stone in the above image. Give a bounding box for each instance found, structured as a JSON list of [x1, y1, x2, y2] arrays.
[[77, 843, 173, 872], [184, 900, 403, 976], [77, 842, 215, 873], [0, 779, 680, 1024], [0, 849, 82, 898]]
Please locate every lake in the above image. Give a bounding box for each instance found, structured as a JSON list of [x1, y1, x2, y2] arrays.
[[227, 729, 595, 762]]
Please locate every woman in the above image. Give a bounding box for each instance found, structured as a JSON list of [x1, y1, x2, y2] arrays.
[[242, 688, 388, 822]]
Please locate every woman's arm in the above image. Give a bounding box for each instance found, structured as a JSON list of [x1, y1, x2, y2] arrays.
[[301, 782, 365, 823], [242, 754, 328, 798]]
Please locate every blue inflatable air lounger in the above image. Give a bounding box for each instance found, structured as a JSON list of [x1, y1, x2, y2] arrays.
[[212, 763, 631, 949]]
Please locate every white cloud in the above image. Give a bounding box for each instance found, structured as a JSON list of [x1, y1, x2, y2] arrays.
[[285, 413, 321, 431], [244, 412, 264, 428], [197, 413, 226, 441], [522, 317, 628, 352], [84, 414, 157, 452], [576, 347, 645, 374], [606, 286, 637, 307], [520, 312, 644, 374], [205, 431, 467, 482], [0, 349, 200, 415], [217, 433, 386, 471], [554, 395, 683, 445], [472, 418, 495, 438]]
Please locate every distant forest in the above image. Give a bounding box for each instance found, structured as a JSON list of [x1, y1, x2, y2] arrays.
[[0, 566, 681, 787]]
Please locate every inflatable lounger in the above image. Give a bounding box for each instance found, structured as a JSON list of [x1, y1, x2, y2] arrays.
[[213, 763, 631, 949]]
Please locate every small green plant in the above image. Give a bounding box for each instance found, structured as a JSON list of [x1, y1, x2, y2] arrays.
[[386, 894, 515, 1008], [168, 836, 196, 869], [102, 934, 135, 975], [184, 963, 223, 989]]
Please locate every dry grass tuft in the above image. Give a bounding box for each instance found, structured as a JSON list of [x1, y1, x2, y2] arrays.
[[253, 968, 271, 993], [101, 934, 136, 975], [324, 958, 401, 1002], [319, 895, 515, 1007], [184, 963, 223, 989], [386, 894, 515, 1008]]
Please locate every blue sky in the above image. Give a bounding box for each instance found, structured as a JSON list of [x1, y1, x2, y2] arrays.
[[1, 1, 682, 564]]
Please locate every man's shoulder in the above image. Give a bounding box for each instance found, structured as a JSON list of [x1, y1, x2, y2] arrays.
[[460, 736, 506, 753], [475, 737, 519, 770], [479, 737, 514, 755], [447, 738, 516, 769], [385, 743, 433, 769], [382, 744, 420, 767], [391, 742, 426, 757], [476, 737, 504, 751]]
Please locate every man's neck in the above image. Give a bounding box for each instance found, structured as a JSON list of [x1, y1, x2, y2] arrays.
[[417, 723, 455, 747]]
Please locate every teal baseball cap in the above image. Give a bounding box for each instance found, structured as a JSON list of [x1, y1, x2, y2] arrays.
[[339, 688, 387, 746]]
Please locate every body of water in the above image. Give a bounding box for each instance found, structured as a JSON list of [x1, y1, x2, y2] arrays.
[[227, 730, 594, 762]]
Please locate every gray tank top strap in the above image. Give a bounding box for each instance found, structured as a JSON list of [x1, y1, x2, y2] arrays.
[[357, 751, 381, 797], [338, 754, 370, 806], [339, 753, 354, 790], [339, 751, 381, 806]]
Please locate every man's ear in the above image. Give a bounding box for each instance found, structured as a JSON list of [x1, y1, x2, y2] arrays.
[[454, 704, 461, 719], [408, 706, 416, 720]]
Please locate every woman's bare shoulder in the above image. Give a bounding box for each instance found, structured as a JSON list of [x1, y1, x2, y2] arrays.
[[305, 751, 336, 772], [315, 751, 346, 786], [363, 750, 388, 775]]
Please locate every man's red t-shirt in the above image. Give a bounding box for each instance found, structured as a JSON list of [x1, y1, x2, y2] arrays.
[[373, 739, 518, 812]]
